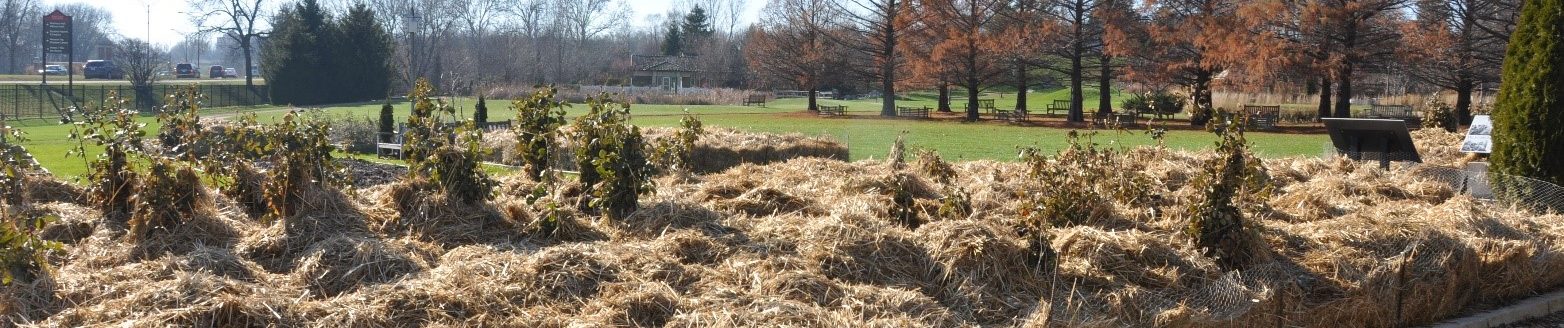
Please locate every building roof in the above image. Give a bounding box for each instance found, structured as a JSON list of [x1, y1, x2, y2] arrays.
[[633, 55, 699, 72]]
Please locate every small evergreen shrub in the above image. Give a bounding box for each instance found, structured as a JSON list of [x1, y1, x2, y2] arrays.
[[404, 79, 495, 204], [651, 113, 705, 174], [570, 94, 653, 219], [512, 86, 568, 180], [379, 102, 395, 142], [1185, 120, 1271, 269], [474, 96, 489, 125]]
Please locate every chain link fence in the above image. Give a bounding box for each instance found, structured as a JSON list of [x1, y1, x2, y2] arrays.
[[0, 84, 269, 121]]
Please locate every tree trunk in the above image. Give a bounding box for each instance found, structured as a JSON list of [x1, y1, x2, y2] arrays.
[[880, 14, 899, 117], [1068, 53, 1085, 122], [1191, 72, 1214, 126], [1334, 24, 1357, 118], [938, 82, 952, 112], [242, 38, 255, 88], [1334, 63, 1353, 118], [807, 88, 819, 112], [1015, 64, 1028, 111], [966, 84, 980, 122], [1098, 55, 1112, 115], [881, 57, 897, 116], [1318, 77, 1333, 120], [1455, 78, 1474, 125]]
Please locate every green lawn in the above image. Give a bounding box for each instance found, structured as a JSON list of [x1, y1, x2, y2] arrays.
[[10, 87, 1329, 180]]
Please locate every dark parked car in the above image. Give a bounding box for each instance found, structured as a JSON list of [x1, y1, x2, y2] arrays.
[[174, 63, 199, 78], [209, 65, 225, 79], [83, 60, 123, 79]]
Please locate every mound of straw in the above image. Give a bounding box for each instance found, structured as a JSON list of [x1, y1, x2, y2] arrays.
[[6, 129, 1564, 327]]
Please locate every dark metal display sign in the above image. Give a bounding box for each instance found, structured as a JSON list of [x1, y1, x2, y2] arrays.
[[1323, 118, 1423, 169], [43, 10, 71, 55]]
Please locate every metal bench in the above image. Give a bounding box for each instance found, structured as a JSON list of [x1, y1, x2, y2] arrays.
[[1369, 104, 1422, 128], [817, 105, 846, 117], [976, 99, 996, 115], [743, 94, 768, 107], [1046, 100, 1071, 115], [1243, 105, 1282, 130]]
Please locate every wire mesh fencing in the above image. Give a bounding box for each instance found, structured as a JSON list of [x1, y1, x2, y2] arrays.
[[0, 84, 270, 121]]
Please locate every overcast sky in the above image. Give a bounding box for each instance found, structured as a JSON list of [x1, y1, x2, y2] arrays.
[[38, 0, 763, 47]]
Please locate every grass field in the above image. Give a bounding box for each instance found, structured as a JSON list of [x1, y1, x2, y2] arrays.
[[9, 87, 1329, 180]]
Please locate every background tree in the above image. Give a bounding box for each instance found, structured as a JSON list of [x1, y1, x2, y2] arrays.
[[1315, 0, 1410, 118], [747, 0, 847, 111], [1241, 0, 1344, 120], [835, 0, 915, 116], [55, 4, 113, 61], [1403, 0, 1519, 124], [0, 0, 39, 74], [681, 5, 715, 48], [662, 18, 684, 55], [336, 3, 395, 101], [191, 0, 271, 88], [1491, 0, 1564, 187], [264, 0, 335, 105], [915, 0, 1006, 121], [113, 39, 170, 110], [1118, 0, 1244, 126], [1040, 0, 1109, 121]]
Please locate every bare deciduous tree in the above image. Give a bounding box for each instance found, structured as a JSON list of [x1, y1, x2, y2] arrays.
[[113, 38, 169, 109], [190, 0, 271, 88]]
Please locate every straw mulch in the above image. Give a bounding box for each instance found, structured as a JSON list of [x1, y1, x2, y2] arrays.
[[4, 130, 1562, 327]]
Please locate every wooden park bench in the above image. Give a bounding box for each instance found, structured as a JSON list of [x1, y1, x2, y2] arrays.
[[997, 109, 1029, 123], [1093, 111, 1137, 127], [377, 125, 409, 159], [1046, 100, 1071, 115], [744, 94, 768, 107], [897, 106, 930, 118], [817, 105, 846, 117], [1243, 105, 1281, 130], [377, 120, 514, 159], [977, 99, 997, 115]]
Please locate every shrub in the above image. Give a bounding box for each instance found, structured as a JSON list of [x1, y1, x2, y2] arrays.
[[0, 213, 61, 285], [379, 102, 395, 142], [651, 113, 705, 175], [512, 86, 569, 180], [0, 120, 60, 285], [570, 94, 653, 219], [69, 94, 146, 221], [405, 79, 495, 204], [128, 158, 205, 239], [474, 96, 489, 125], [0, 119, 39, 206], [1423, 97, 1458, 132], [1185, 119, 1270, 269], [1491, 0, 1564, 188], [157, 85, 205, 161], [1017, 132, 1152, 229], [260, 110, 347, 219]]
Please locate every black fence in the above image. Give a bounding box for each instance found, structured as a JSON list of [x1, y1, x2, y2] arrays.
[[0, 84, 270, 120]]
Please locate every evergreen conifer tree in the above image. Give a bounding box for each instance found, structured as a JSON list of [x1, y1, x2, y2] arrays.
[[1492, 0, 1564, 187]]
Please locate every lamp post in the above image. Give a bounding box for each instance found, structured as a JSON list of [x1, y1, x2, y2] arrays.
[[404, 9, 421, 84]]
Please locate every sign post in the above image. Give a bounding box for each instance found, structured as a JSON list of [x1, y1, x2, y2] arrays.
[[42, 10, 73, 101]]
